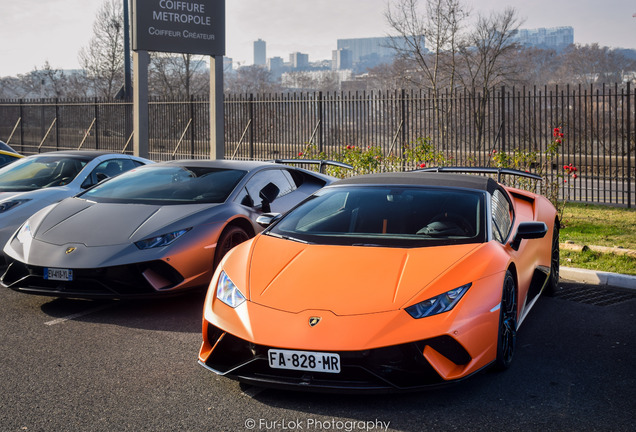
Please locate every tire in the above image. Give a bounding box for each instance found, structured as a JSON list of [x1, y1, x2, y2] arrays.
[[494, 270, 517, 371], [213, 226, 250, 269], [545, 220, 560, 296]]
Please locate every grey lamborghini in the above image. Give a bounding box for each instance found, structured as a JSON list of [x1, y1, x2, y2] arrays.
[[1, 159, 340, 299]]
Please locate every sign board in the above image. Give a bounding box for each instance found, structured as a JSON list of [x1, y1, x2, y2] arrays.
[[132, 0, 225, 56]]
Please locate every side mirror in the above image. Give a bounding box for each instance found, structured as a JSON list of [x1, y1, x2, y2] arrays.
[[256, 213, 282, 228], [259, 182, 280, 213], [510, 222, 548, 251]]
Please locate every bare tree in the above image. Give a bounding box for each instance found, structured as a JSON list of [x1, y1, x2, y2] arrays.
[[366, 57, 423, 90], [37, 61, 70, 98], [554, 44, 636, 85], [0, 76, 25, 99], [385, 0, 470, 145], [78, 0, 125, 98], [282, 71, 340, 92], [456, 8, 523, 90], [385, 0, 469, 94], [149, 54, 209, 98], [511, 47, 560, 87], [225, 66, 281, 94]]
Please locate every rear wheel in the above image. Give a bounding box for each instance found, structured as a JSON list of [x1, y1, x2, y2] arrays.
[[494, 270, 517, 370], [214, 226, 250, 269], [545, 220, 560, 295]]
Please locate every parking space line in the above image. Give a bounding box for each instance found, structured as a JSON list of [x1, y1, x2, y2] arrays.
[[44, 304, 114, 326]]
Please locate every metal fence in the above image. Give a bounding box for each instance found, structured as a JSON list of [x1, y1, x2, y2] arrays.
[[1, 83, 634, 207]]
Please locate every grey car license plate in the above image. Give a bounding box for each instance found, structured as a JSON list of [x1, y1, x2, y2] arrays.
[[44, 268, 73, 281]]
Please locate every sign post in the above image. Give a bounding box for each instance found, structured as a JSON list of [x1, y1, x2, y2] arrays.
[[132, 50, 149, 158], [209, 55, 224, 159], [131, 0, 226, 159]]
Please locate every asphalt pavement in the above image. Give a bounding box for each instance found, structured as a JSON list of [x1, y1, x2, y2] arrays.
[[0, 276, 633, 432]]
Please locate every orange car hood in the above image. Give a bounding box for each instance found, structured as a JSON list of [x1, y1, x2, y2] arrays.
[[247, 235, 481, 315]]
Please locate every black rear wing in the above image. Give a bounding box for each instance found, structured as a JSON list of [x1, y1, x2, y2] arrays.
[[415, 166, 543, 182], [271, 159, 353, 174]]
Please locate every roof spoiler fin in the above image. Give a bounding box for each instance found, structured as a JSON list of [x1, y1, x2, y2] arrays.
[[415, 166, 543, 182], [271, 159, 353, 174]]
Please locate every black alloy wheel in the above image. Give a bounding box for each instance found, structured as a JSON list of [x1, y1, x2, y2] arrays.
[[494, 270, 517, 370], [214, 226, 250, 268]]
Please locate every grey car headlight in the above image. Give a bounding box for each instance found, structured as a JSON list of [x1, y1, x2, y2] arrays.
[[405, 283, 471, 319], [216, 271, 246, 308], [16, 220, 33, 244], [0, 199, 31, 213], [134, 228, 191, 250]]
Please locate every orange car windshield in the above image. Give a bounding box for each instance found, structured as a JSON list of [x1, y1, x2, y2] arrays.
[[268, 186, 486, 247]]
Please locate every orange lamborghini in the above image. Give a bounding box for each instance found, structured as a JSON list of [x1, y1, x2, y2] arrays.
[[198, 168, 559, 392]]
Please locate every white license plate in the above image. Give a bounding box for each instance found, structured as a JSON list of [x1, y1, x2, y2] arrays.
[[44, 268, 73, 282], [268, 349, 340, 374]]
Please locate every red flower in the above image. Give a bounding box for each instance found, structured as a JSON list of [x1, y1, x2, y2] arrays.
[[298, 152, 303, 157], [563, 165, 568, 170], [419, 162, 426, 168], [556, 139, 562, 144], [559, 133, 564, 138], [573, 174, 578, 179]]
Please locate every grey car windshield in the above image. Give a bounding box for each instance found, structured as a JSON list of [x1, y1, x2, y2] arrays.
[[0, 156, 90, 192], [79, 166, 247, 204], [268, 185, 486, 247]]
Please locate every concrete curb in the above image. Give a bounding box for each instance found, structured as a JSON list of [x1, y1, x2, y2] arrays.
[[560, 267, 636, 291]]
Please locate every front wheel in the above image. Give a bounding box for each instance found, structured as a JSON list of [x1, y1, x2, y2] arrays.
[[493, 270, 517, 371], [213, 226, 250, 269]]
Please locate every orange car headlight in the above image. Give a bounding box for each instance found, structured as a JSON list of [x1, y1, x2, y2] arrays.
[[405, 283, 471, 319], [216, 271, 246, 308]]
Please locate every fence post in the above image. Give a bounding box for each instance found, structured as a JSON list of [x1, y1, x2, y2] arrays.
[[318, 91, 323, 153], [94, 97, 99, 150], [628, 82, 632, 208], [401, 88, 407, 155], [55, 98, 60, 150], [249, 93, 254, 159], [500, 86, 506, 154], [190, 94, 195, 158], [19, 99, 24, 151]]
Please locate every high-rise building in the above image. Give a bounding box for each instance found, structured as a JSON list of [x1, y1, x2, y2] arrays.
[[289, 52, 309, 70], [267, 56, 286, 78], [511, 27, 574, 51], [223, 57, 234, 75], [332, 49, 353, 70], [336, 37, 398, 63], [253, 39, 266, 66]]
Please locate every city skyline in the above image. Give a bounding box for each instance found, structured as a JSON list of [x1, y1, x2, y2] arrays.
[[1, 0, 635, 77]]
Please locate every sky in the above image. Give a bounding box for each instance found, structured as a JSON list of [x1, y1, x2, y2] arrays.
[[0, 0, 635, 77]]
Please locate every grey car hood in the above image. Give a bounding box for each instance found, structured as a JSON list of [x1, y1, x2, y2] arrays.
[[34, 198, 219, 246]]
